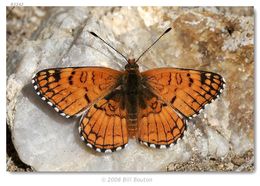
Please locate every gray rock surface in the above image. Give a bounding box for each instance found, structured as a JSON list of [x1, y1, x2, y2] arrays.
[[7, 7, 254, 171]]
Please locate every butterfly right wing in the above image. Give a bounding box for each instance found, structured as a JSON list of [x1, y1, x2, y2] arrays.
[[79, 88, 128, 153], [32, 67, 123, 118]]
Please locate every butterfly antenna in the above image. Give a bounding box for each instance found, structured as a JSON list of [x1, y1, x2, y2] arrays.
[[88, 31, 128, 62], [135, 27, 172, 63]]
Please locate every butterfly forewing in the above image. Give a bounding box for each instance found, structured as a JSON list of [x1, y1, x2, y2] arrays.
[[141, 68, 225, 119], [32, 67, 123, 118]]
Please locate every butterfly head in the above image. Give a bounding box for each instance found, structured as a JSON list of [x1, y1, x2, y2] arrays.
[[125, 58, 139, 71]]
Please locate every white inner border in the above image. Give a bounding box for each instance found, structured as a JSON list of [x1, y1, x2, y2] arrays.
[[1, 1, 257, 186]]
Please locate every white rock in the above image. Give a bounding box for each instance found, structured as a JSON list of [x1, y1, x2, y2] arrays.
[[206, 127, 230, 157]]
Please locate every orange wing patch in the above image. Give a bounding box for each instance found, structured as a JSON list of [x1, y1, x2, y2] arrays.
[[138, 92, 186, 148], [142, 68, 225, 119], [32, 67, 122, 118], [79, 89, 128, 153]]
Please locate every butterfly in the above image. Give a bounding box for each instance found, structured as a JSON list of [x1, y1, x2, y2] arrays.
[[32, 28, 225, 153]]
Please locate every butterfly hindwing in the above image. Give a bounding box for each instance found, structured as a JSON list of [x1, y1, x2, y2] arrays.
[[32, 67, 123, 118], [138, 89, 186, 148], [79, 88, 128, 152], [141, 68, 225, 119]]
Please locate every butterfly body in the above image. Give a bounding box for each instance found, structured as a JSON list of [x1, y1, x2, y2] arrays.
[[123, 59, 142, 137]]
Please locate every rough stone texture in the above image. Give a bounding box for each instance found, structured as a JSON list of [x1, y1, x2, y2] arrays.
[[7, 6, 48, 172], [6, 7, 254, 171], [166, 149, 254, 172]]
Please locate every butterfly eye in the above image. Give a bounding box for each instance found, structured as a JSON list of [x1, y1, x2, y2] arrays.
[[125, 64, 130, 69]]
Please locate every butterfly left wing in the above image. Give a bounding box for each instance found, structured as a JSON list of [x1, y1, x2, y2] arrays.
[[32, 67, 123, 118], [141, 68, 225, 119], [138, 89, 186, 148], [79, 88, 128, 153]]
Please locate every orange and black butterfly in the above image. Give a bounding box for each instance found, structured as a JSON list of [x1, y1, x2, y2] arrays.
[[32, 28, 225, 153]]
